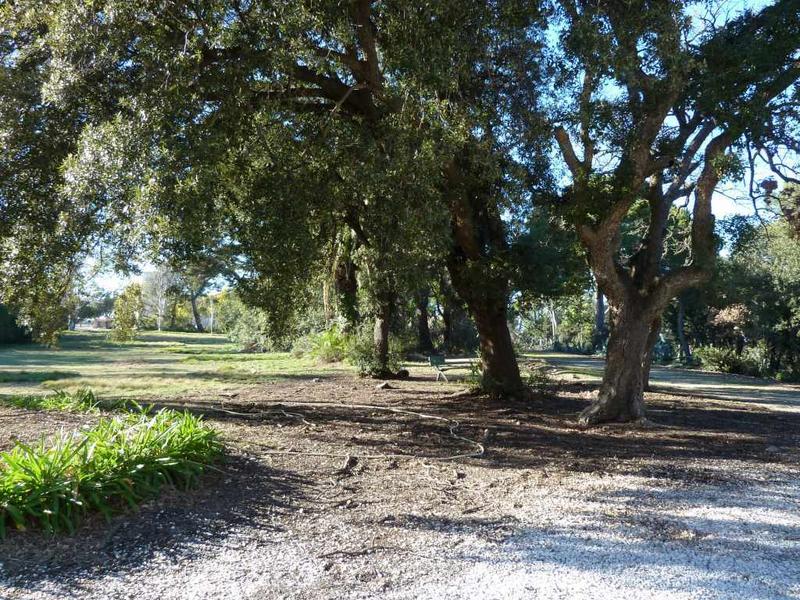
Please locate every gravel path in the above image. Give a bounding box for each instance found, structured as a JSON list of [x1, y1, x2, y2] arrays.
[[3, 459, 798, 600]]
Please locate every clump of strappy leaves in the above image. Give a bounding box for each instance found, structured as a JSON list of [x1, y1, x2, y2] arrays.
[[0, 409, 221, 536]]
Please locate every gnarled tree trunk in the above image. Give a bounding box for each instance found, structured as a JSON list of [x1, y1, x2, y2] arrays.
[[579, 304, 655, 425], [470, 297, 522, 395], [448, 247, 522, 394], [447, 254, 523, 395], [444, 152, 523, 396]]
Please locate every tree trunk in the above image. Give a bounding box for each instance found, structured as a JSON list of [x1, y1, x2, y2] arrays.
[[169, 298, 177, 330], [593, 288, 608, 351], [190, 294, 205, 333], [334, 256, 359, 332], [415, 289, 434, 353], [643, 318, 661, 392], [443, 149, 523, 396], [442, 304, 453, 351], [579, 305, 654, 426], [548, 303, 558, 345], [372, 298, 392, 377], [676, 296, 691, 362], [470, 300, 522, 395]]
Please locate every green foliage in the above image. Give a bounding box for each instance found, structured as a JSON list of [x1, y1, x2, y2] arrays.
[[0, 408, 221, 536], [694, 344, 770, 378], [513, 292, 595, 353], [511, 209, 591, 302], [524, 362, 552, 389], [223, 300, 289, 353], [110, 283, 143, 343], [345, 324, 402, 377], [464, 361, 484, 391], [4, 389, 99, 413], [293, 326, 349, 363], [0, 305, 29, 344]]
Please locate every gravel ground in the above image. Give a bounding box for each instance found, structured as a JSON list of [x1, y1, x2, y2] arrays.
[[1, 377, 799, 600]]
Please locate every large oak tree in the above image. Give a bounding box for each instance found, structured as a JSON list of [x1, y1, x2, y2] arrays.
[[550, 0, 800, 424]]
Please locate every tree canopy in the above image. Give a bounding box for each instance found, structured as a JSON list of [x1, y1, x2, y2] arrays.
[[1, 0, 798, 420]]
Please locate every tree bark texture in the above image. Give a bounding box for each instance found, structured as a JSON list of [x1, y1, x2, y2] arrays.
[[415, 289, 434, 353], [190, 294, 205, 333], [579, 304, 656, 425]]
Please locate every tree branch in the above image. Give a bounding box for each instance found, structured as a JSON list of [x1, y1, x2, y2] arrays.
[[554, 126, 582, 178]]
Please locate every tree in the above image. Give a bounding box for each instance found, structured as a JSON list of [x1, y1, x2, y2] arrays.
[[142, 267, 178, 331], [111, 283, 143, 342], [778, 184, 800, 235], [6, 0, 548, 391], [550, 1, 800, 424]]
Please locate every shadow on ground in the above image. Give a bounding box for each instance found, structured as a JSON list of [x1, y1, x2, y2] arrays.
[[158, 379, 800, 487]]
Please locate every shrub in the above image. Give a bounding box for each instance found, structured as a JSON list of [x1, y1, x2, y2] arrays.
[[694, 343, 769, 377], [225, 304, 290, 352], [292, 326, 349, 362], [110, 283, 143, 342], [0, 409, 221, 536], [345, 324, 402, 377]]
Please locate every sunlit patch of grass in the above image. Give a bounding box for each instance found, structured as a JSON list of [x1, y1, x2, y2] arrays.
[[0, 409, 222, 536], [0, 330, 357, 402], [183, 352, 286, 362], [556, 366, 603, 378]]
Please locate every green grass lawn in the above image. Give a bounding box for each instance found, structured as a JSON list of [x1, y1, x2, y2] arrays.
[[0, 330, 351, 401]]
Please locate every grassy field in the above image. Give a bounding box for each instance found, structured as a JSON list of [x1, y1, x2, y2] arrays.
[[0, 329, 352, 401]]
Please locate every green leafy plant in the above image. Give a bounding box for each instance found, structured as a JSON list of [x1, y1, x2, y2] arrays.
[[0, 409, 221, 536], [464, 361, 484, 391], [110, 283, 144, 343], [292, 326, 349, 363], [3, 388, 100, 413], [525, 363, 551, 388]]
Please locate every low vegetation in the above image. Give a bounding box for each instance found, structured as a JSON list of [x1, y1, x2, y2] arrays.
[[694, 345, 771, 379], [3, 388, 101, 413], [0, 408, 221, 536]]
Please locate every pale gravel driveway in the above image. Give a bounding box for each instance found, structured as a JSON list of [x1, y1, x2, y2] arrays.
[[4, 462, 798, 600]]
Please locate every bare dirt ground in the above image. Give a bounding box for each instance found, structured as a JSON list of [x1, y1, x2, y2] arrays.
[[1, 373, 799, 599], [0, 404, 98, 452]]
